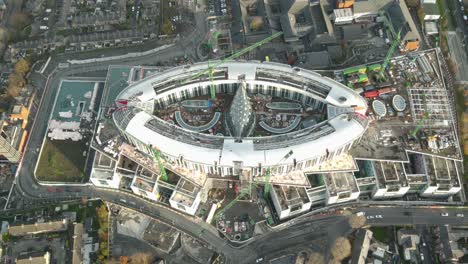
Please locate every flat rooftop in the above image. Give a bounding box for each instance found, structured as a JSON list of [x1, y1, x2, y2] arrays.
[[102, 66, 131, 107], [273, 185, 309, 210], [324, 171, 358, 197], [52, 80, 102, 122], [170, 178, 200, 207]]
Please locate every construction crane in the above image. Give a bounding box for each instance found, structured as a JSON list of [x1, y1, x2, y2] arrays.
[[182, 31, 284, 100], [148, 146, 168, 181], [182, 32, 283, 84], [214, 183, 253, 220], [207, 31, 221, 99], [263, 150, 294, 198], [214, 150, 293, 220], [379, 29, 401, 80]]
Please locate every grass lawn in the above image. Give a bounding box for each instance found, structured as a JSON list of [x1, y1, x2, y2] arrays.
[[370, 226, 391, 243], [454, 85, 468, 181], [36, 137, 88, 182]]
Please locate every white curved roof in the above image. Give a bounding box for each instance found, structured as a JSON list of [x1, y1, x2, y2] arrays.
[[114, 61, 369, 167]]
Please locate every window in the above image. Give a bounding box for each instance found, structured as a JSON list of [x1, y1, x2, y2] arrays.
[[290, 205, 301, 212], [99, 180, 108, 185]]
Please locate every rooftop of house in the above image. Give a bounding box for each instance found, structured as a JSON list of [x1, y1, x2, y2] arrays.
[[9, 219, 68, 236]]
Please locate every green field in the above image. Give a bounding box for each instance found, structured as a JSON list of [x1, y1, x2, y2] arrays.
[[36, 138, 88, 182], [370, 226, 391, 243]]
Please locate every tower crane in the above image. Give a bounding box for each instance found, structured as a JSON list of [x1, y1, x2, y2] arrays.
[[379, 29, 401, 80], [214, 149, 293, 221], [263, 150, 294, 198], [183, 32, 284, 100], [147, 145, 168, 182]]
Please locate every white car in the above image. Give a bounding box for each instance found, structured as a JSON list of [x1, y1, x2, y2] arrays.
[[456, 213, 464, 217], [256, 257, 264, 263], [375, 215, 383, 219], [441, 212, 449, 216], [367, 215, 375, 219]]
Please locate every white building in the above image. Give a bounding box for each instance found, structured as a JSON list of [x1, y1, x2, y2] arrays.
[[113, 61, 368, 181], [270, 185, 312, 220], [333, 8, 354, 25]]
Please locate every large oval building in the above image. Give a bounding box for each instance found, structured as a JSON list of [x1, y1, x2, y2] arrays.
[[113, 61, 368, 178]]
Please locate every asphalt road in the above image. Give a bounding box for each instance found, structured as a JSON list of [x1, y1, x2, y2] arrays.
[[359, 206, 468, 226]]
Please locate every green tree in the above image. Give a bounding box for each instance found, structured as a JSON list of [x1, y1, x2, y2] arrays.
[[2, 233, 11, 242], [161, 18, 173, 35]]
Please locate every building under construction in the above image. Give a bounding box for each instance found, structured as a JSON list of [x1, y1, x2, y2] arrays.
[[88, 47, 462, 223]]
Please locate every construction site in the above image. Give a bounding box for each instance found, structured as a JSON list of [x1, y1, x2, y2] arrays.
[[80, 26, 462, 237]]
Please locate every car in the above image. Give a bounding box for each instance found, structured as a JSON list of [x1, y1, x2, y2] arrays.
[[256, 257, 264, 263], [422, 242, 426, 246], [366, 215, 375, 219], [456, 213, 464, 217], [376, 215, 383, 219], [441, 212, 449, 216], [420, 253, 425, 260]]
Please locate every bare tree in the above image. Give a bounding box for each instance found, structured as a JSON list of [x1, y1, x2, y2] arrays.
[[348, 215, 366, 229], [9, 12, 31, 30], [330, 237, 351, 261], [7, 72, 26, 97], [130, 253, 153, 264], [14, 58, 30, 77], [328, 258, 342, 264], [306, 252, 325, 264]]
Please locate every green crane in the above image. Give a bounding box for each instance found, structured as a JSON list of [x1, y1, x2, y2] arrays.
[[207, 31, 221, 99], [214, 150, 293, 221], [149, 147, 168, 182], [214, 183, 253, 220], [183, 31, 284, 100], [263, 150, 294, 198], [379, 29, 401, 80]]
